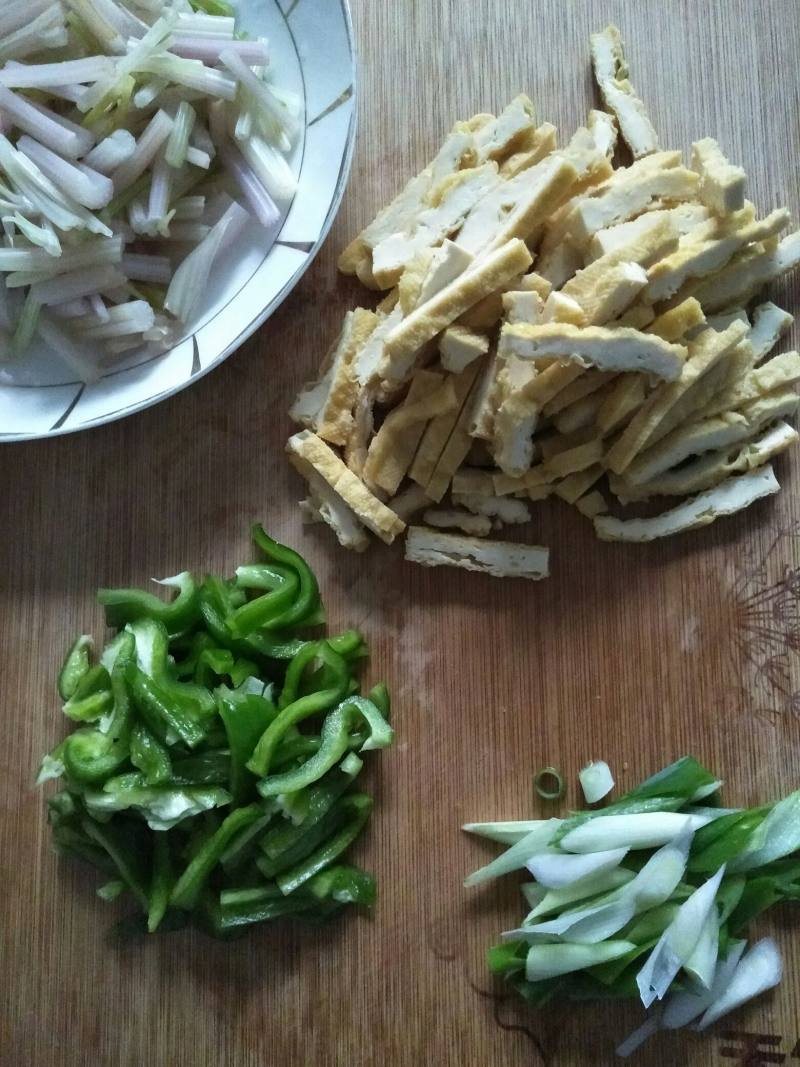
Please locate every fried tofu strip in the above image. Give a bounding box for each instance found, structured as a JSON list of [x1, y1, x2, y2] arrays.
[[453, 493, 532, 523], [702, 350, 800, 416], [645, 298, 706, 342], [590, 25, 659, 158], [501, 322, 686, 380], [553, 464, 605, 503], [289, 467, 370, 553], [409, 359, 485, 490], [542, 369, 618, 415], [596, 375, 647, 434], [691, 137, 746, 215], [565, 168, 699, 244], [500, 122, 558, 178], [604, 320, 748, 472], [364, 370, 457, 495], [644, 208, 790, 303], [574, 490, 608, 518], [748, 302, 794, 364], [596, 465, 780, 542], [588, 204, 712, 260], [405, 527, 549, 579], [339, 125, 477, 278], [439, 324, 490, 372], [422, 508, 492, 536], [371, 164, 500, 288], [290, 309, 379, 444], [687, 230, 800, 313], [473, 94, 537, 162], [426, 363, 488, 501], [612, 418, 799, 501], [553, 385, 616, 434], [387, 483, 432, 522], [381, 238, 533, 380], [287, 431, 405, 544]]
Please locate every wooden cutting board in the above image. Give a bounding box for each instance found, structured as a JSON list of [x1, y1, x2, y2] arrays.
[[3, 1, 800, 1064]]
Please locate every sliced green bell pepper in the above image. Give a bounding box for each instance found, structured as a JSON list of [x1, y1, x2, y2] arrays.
[[97, 571, 201, 636], [57, 635, 93, 701], [170, 802, 264, 911], [130, 723, 172, 786], [276, 793, 373, 896]]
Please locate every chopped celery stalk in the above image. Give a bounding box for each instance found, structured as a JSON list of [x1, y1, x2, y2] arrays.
[[560, 812, 714, 853], [11, 290, 41, 356], [579, 761, 614, 804], [526, 940, 637, 981], [165, 101, 197, 169], [697, 938, 782, 1029], [526, 847, 629, 889], [636, 865, 726, 1008], [463, 820, 560, 887], [164, 202, 245, 323], [463, 820, 551, 845]]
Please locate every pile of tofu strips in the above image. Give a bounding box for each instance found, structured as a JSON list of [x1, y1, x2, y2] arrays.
[[287, 26, 800, 580]]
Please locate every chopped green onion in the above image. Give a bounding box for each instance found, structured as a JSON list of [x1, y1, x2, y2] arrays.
[[579, 760, 614, 804], [535, 766, 564, 800]]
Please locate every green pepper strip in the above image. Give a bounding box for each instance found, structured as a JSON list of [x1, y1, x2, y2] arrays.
[[217, 687, 277, 804], [251, 524, 321, 630], [367, 682, 391, 718], [219, 809, 276, 870], [276, 794, 373, 896], [247, 644, 350, 778], [62, 664, 113, 723], [260, 756, 363, 858], [97, 879, 127, 902], [97, 571, 200, 636], [304, 864, 376, 906], [130, 723, 172, 786], [126, 663, 205, 749], [200, 577, 307, 661], [219, 885, 284, 907], [255, 808, 345, 879], [170, 751, 231, 786], [228, 564, 300, 636], [211, 894, 315, 933], [62, 648, 134, 785], [327, 629, 367, 661], [170, 803, 263, 911], [58, 635, 93, 701], [257, 696, 391, 798], [194, 647, 235, 688], [81, 818, 149, 909], [52, 823, 115, 873], [126, 618, 215, 722], [148, 834, 173, 933]]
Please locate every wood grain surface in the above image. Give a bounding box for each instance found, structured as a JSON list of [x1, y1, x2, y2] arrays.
[[3, 1, 800, 1064]]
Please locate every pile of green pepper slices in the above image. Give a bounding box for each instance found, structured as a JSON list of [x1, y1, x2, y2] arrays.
[[39, 525, 393, 937]]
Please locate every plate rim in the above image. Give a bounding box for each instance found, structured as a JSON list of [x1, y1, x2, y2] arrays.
[[1, 0, 357, 443]]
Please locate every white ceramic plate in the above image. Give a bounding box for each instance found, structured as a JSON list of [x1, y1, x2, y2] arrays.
[[0, 0, 356, 441]]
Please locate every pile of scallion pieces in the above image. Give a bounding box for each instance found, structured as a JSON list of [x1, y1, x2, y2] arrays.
[[0, 0, 299, 377], [464, 758, 799, 1055], [38, 525, 393, 939]]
